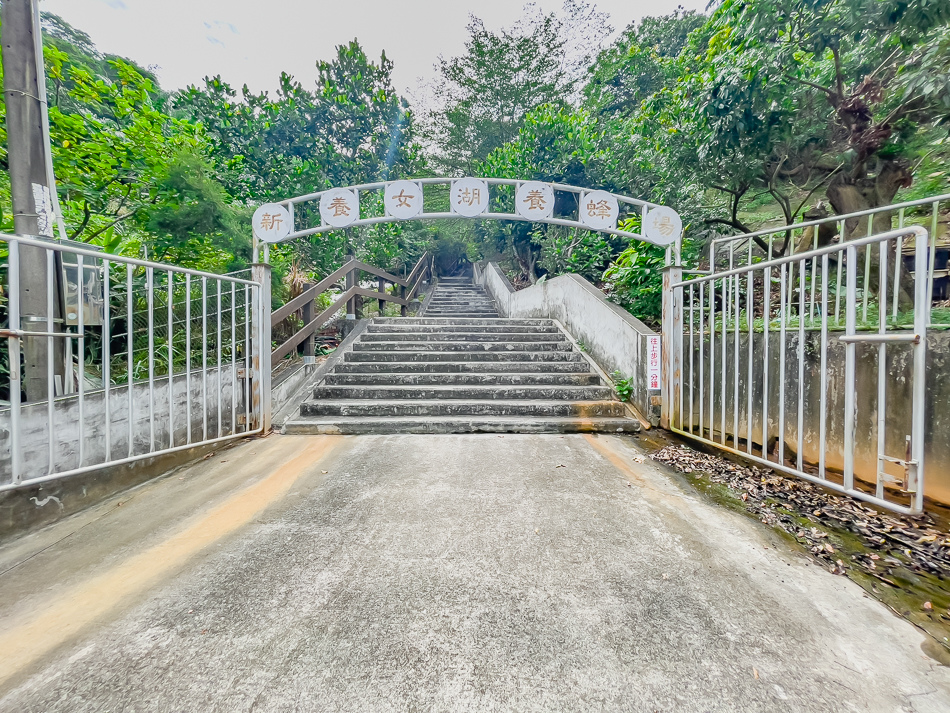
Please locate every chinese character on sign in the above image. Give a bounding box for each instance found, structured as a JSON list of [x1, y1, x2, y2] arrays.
[[647, 335, 661, 391], [652, 215, 674, 237], [587, 199, 613, 219], [259, 213, 283, 231], [253, 203, 293, 243], [394, 189, 415, 208], [458, 188, 482, 207], [329, 197, 351, 218], [523, 190, 547, 212]]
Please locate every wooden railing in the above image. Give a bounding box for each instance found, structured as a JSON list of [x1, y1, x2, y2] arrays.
[[271, 252, 433, 362]]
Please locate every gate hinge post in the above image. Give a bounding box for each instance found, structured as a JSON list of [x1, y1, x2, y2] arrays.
[[252, 262, 272, 433]]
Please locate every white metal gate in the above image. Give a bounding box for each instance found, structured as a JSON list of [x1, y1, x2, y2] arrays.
[[1, 233, 266, 492], [665, 225, 931, 514]]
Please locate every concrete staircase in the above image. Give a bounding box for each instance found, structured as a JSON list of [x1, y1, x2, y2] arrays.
[[284, 276, 640, 435], [421, 276, 500, 317]]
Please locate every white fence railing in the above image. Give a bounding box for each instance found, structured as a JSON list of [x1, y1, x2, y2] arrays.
[[665, 226, 931, 514], [1, 234, 267, 491]]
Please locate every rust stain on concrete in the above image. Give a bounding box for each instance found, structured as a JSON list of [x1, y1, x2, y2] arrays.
[[0, 436, 343, 685]]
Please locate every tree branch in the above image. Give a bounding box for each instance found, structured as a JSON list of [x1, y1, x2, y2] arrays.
[[783, 74, 838, 101]]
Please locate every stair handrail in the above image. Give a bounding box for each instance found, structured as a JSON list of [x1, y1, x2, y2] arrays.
[[271, 252, 431, 363]]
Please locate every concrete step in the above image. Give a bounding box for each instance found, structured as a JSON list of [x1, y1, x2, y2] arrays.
[[352, 341, 571, 352], [284, 415, 639, 435], [344, 350, 585, 362], [366, 324, 560, 334], [359, 332, 566, 343], [334, 360, 591, 373], [374, 318, 551, 326], [299, 399, 628, 418], [311, 385, 613, 400], [425, 310, 500, 315], [324, 372, 602, 386]]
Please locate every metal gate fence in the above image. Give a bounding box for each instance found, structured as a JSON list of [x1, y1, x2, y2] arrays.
[[665, 226, 931, 514], [1, 233, 266, 492]]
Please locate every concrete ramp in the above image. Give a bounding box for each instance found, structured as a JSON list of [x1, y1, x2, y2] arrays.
[[0, 433, 947, 711]]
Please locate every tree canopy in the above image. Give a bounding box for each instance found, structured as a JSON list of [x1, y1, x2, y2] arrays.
[[2, 1, 949, 325]]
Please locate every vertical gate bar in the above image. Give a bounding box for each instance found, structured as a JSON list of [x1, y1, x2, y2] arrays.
[[244, 284, 251, 433], [126, 263, 134, 457], [778, 263, 787, 465], [77, 255, 86, 466], [689, 283, 694, 435], [720, 271, 727, 444], [217, 280, 223, 439], [876, 237, 888, 500], [103, 260, 111, 461], [835, 220, 844, 324], [910, 227, 930, 513], [929, 202, 939, 309], [819, 253, 829, 479], [711, 279, 718, 441], [231, 282, 237, 435], [762, 265, 771, 461], [8, 241, 22, 483], [698, 281, 705, 439], [202, 276, 208, 442], [810, 225, 818, 322], [733, 266, 740, 447], [147, 266, 155, 452], [863, 215, 873, 323], [747, 244, 754, 455], [843, 245, 858, 492], [46, 249, 55, 474], [893, 209, 904, 319], [676, 280, 686, 431], [185, 274, 192, 445], [167, 272, 174, 448], [797, 258, 806, 472]]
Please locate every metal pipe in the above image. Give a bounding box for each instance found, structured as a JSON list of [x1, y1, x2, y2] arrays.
[[147, 266, 155, 452], [103, 260, 111, 461], [126, 263, 134, 457], [8, 241, 22, 483]]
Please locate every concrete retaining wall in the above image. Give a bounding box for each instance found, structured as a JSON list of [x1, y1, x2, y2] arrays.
[[0, 367, 245, 485], [475, 263, 660, 422], [681, 330, 950, 505]]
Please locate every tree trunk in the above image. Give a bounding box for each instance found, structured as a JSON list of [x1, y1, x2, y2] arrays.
[[826, 162, 917, 312]]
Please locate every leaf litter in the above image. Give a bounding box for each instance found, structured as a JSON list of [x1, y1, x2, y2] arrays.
[[649, 442, 950, 651]]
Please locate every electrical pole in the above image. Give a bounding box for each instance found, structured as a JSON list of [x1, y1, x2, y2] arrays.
[[2, 0, 65, 400]]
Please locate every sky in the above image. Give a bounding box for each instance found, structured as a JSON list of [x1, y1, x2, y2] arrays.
[[40, 0, 708, 96]]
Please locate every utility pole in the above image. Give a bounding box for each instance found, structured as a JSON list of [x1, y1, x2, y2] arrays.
[[2, 0, 65, 399]]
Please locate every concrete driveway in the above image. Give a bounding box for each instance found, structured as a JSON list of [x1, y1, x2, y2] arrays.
[[0, 433, 947, 712]]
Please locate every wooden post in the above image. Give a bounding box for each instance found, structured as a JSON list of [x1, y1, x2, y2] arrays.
[[345, 255, 356, 321], [400, 284, 407, 317], [378, 276, 386, 315], [301, 282, 314, 363]]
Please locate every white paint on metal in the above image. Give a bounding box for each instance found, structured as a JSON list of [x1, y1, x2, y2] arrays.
[[515, 181, 555, 220], [384, 180, 424, 219], [451, 178, 490, 217], [252, 203, 293, 243], [667, 226, 931, 514], [643, 205, 681, 246], [319, 189, 360, 228], [578, 190, 618, 231]]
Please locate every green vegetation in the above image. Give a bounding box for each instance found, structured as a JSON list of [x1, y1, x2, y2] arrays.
[[1, 2, 949, 327], [611, 371, 634, 402]]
